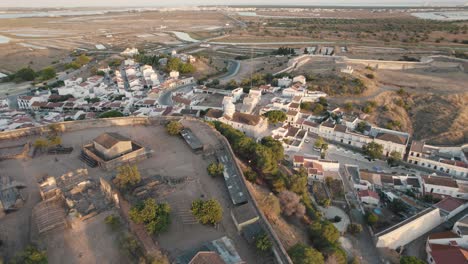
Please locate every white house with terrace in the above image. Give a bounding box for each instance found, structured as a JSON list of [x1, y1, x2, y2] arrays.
[[421, 175, 468, 200], [408, 141, 468, 178], [293, 155, 340, 182], [205, 97, 268, 139]]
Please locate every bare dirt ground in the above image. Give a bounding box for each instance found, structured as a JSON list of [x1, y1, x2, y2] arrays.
[[0, 11, 231, 71], [0, 121, 264, 263], [43, 210, 129, 264]]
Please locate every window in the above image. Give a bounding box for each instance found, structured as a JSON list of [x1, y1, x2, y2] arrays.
[[416, 153, 420, 157]]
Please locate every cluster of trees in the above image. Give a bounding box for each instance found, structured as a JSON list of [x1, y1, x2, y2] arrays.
[[166, 57, 195, 74], [288, 243, 324, 264], [129, 198, 171, 234], [191, 199, 223, 225], [300, 101, 326, 115], [273, 47, 296, 55], [114, 164, 141, 190], [66, 54, 91, 70], [99, 110, 124, 118], [3, 66, 56, 83], [263, 110, 287, 124], [212, 121, 284, 176], [308, 220, 346, 263], [400, 256, 425, 264], [166, 121, 183, 135], [134, 54, 162, 67], [207, 162, 224, 177]]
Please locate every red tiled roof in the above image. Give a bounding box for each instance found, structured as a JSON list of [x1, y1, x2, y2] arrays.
[[435, 197, 465, 213], [422, 175, 458, 188], [428, 231, 460, 240], [429, 243, 468, 264], [441, 159, 468, 169], [189, 251, 226, 264], [294, 155, 304, 163], [376, 132, 407, 145]]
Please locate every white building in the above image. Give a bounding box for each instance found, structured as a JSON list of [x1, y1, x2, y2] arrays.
[[121, 48, 139, 57], [293, 155, 340, 182], [426, 215, 468, 264], [205, 99, 268, 139], [169, 71, 180, 79], [358, 190, 380, 206], [278, 77, 292, 88], [240, 89, 261, 114], [421, 175, 468, 200], [292, 75, 306, 85], [408, 141, 468, 178]]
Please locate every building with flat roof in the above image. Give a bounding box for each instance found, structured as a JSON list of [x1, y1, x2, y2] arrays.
[[180, 128, 204, 152]]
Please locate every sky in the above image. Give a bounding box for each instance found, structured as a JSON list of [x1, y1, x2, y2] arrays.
[[0, 0, 466, 8]]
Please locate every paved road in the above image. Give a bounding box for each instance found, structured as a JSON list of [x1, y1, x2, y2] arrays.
[[217, 60, 240, 84]]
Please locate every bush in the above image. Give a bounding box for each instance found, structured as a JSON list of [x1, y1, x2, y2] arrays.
[[288, 243, 324, 264], [129, 199, 171, 234], [347, 223, 363, 235], [207, 162, 224, 177], [365, 73, 375, 79], [166, 121, 183, 135], [400, 256, 425, 264], [366, 212, 379, 226], [99, 110, 124, 118], [191, 199, 223, 225], [255, 233, 272, 252], [278, 190, 306, 218], [114, 164, 141, 190]]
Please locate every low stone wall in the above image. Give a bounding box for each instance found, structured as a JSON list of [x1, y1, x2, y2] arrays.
[[0, 117, 151, 141]]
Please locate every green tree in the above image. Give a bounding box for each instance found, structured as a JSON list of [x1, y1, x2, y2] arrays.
[[288, 170, 308, 195], [129, 198, 171, 234], [191, 199, 223, 225], [400, 256, 425, 264], [355, 121, 367, 133], [254, 145, 278, 174], [366, 212, 379, 226], [309, 221, 340, 248], [362, 142, 383, 160], [255, 233, 272, 252], [347, 223, 363, 235], [166, 121, 183, 135], [261, 136, 284, 162], [387, 151, 402, 166], [314, 137, 325, 149], [40, 67, 56, 81], [14, 67, 36, 82], [114, 164, 141, 190], [99, 110, 124, 118], [207, 162, 224, 177], [288, 243, 324, 264], [263, 110, 287, 124], [11, 246, 47, 264]]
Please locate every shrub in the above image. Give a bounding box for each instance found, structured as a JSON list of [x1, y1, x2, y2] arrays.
[[129, 199, 171, 234], [255, 233, 272, 252], [207, 162, 224, 177], [114, 164, 141, 190], [166, 121, 183, 135], [347, 223, 363, 235], [191, 199, 223, 225]]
